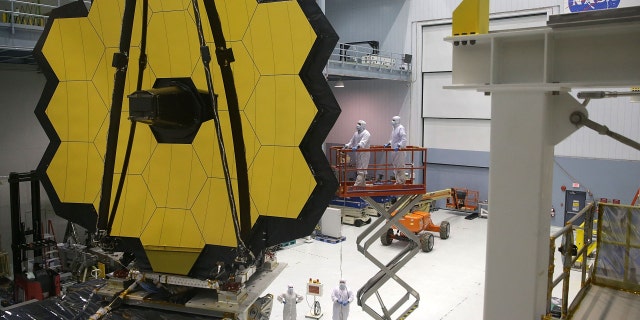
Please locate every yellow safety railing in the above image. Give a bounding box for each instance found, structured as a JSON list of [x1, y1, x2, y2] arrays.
[[0, 0, 91, 30], [544, 202, 596, 319]]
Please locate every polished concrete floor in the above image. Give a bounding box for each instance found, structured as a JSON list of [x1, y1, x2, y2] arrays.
[[262, 209, 488, 320], [261, 209, 591, 320]]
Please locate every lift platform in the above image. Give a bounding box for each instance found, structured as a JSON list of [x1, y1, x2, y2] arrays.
[[330, 146, 427, 319], [330, 146, 427, 198]]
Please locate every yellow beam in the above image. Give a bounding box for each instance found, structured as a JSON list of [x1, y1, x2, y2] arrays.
[[452, 0, 489, 36]]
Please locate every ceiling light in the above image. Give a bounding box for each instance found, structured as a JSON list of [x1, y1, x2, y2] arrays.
[[334, 80, 344, 88]]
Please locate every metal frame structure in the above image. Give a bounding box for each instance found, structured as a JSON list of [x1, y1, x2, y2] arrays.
[[446, 4, 640, 318], [356, 195, 424, 320], [330, 146, 427, 198], [545, 202, 595, 319], [329, 146, 428, 318]]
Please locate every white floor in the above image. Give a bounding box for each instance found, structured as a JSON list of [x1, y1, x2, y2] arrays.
[[261, 209, 588, 320], [262, 209, 487, 320]]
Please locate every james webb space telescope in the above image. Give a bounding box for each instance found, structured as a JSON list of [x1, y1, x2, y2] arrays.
[[32, 0, 340, 318]]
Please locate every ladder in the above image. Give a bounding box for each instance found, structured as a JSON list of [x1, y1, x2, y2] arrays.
[[356, 195, 423, 320]]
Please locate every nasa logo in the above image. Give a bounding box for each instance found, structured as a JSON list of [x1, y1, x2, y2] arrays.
[[568, 0, 620, 12]]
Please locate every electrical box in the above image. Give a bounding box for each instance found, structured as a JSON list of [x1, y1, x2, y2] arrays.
[[307, 281, 323, 296], [564, 190, 587, 226]]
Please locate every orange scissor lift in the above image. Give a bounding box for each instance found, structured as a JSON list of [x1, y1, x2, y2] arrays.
[[330, 146, 427, 320]]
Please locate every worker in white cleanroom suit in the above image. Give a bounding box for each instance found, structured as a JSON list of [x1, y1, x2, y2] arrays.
[[331, 279, 354, 320], [277, 284, 303, 320], [384, 116, 407, 184], [344, 120, 371, 186]]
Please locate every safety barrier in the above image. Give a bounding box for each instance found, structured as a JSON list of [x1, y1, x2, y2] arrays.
[[544, 202, 595, 319], [329, 146, 427, 198], [0, 0, 91, 30], [328, 41, 412, 75]]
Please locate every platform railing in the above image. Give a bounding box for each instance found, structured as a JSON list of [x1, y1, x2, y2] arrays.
[[544, 202, 596, 319], [329, 145, 427, 198], [0, 0, 91, 33], [328, 42, 412, 73]]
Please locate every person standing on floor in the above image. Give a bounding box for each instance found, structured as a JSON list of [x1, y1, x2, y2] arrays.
[[277, 284, 303, 320], [331, 279, 354, 320]]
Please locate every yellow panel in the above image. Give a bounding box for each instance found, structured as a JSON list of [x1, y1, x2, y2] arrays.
[[274, 76, 296, 146], [92, 46, 156, 113], [140, 208, 204, 252], [216, 0, 257, 42], [146, 11, 200, 78], [180, 211, 206, 248], [192, 178, 238, 247], [159, 209, 190, 246], [47, 82, 107, 143], [48, 142, 102, 203], [246, 76, 276, 145], [289, 4, 316, 72], [108, 175, 157, 238], [267, 4, 295, 74], [249, 146, 314, 219], [143, 144, 206, 209], [190, 58, 227, 111], [267, 147, 293, 215], [88, 0, 144, 48], [94, 113, 157, 174], [241, 112, 261, 168], [42, 18, 103, 81], [244, 1, 315, 76], [244, 6, 274, 75], [248, 147, 274, 216], [287, 150, 315, 217], [42, 21, 66, 80], [140, 208, 163, 246], [452, 0, 489, 36], [192, 115, 236, 178], [144, 249, 200, 275], [247, 75, 315, 147], [148, 0, 190, 13], [293, 77, 317, 143], [229, 42, 260, 111]]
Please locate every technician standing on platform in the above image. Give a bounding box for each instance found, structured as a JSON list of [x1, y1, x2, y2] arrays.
[[331, 279, 354, 320], [344, 120, 371, 186], [277, 284, 303, 320], [384, 116, 407, 184]]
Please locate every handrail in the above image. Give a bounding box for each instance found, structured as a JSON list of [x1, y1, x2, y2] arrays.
[[544, 202, 596, 319], [328, 41, 412, 74], [0, 0, 91, 33]]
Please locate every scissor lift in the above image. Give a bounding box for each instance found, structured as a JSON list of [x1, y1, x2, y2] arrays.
[[331, 146, 427, 319]]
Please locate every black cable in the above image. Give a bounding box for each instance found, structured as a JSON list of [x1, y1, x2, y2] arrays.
[[189, 0, 252, 260], [106, 0, 149, 235], [96, 0, 137, 233]]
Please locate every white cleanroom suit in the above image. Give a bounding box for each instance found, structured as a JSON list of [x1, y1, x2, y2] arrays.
[[331, 280, 354, 320], [385, 116, 407, 184], [277, 285, 304, 320], [344, 120, 371, 186]]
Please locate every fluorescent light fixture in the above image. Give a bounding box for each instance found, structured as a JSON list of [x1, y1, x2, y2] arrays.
[[334, 80, 344, 88]]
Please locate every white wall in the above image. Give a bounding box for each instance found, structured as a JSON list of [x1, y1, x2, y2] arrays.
[[0, 65, 51, 267], [412, 1, 640, 161], [326, 79, 410, 146]]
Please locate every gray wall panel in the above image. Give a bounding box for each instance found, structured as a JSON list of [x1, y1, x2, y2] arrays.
[[426, 148, 640, 226]]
